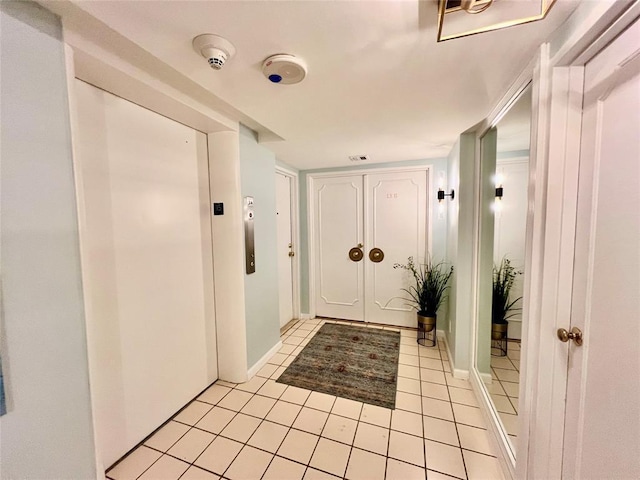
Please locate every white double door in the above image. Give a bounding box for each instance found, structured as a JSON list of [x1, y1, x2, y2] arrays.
[[312, 169, 428, 327]]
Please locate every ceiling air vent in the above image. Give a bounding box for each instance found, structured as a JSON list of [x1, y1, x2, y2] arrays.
[[349, 155, 369, 162]]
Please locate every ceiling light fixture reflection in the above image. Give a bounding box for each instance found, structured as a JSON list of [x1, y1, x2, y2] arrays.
[[461, 0, 494, 14], [437, 0, 557, 42]]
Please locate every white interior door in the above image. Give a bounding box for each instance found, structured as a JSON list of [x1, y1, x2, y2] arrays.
[[365, 171, 427, 327], [313, 170, 428, 325], [562, 21, 640, 479], [314, 175, 365, 321], [276, 172, 294, 327], [74, 80, 217, 467]]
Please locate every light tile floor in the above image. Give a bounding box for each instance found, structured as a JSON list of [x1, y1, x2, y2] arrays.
[[107, 318, 505, 480], [489, 341, 520, 447]]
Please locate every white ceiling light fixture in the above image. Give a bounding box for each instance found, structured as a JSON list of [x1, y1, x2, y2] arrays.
[[192, 34, 236, 70], [437, 0, 557, 42], [262, 54, 307, 84]]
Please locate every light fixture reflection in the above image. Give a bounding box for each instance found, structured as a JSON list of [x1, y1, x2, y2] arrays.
[[437, 0, 557, 42]]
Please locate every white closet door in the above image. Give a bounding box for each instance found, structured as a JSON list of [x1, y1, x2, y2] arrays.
[[365, 170, 427, 327], [313, 175, 365, 321], [74, 80, 216, 467], [562, 21, 640, 479], [276, 172, 294, 327]]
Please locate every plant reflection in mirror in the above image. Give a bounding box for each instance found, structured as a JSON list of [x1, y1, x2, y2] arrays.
[[492, 257, 523, 325]]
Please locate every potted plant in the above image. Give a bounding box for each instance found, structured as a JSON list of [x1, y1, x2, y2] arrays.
[[394, 257, 453, 337], [492, 257, 522, 341]]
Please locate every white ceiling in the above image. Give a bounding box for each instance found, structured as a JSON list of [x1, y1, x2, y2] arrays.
[[64, 0, 578, 170]]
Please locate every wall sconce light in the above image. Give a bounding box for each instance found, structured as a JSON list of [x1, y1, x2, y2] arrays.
[[495, 186, 504, 199], [438, 189, 455, 202]]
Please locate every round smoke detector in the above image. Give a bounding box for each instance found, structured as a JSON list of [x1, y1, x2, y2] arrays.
[[193, 34, 236, 70], [262, 54, 307, 85]]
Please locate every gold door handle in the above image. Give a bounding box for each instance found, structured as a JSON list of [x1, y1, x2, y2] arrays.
[[369, 248, 384, 263], [557, 327, 583, 346], [349, 247, 364, 262]]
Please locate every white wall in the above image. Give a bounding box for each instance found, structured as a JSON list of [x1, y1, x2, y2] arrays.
[[73, 80, 218, 468], [208, 130, 249, 383], [0, 2, 97, 477]]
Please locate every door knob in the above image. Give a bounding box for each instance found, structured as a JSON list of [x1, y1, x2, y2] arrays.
[[369, 248, 384, 263], [557, 326, 583, 346], [349, 247, 364, 262]]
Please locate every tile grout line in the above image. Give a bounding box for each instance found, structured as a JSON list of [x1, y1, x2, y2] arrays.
[[445, 361, 470, 480], [265, 332, 336, 479], [111, 320, 502, 480], [339, 398, 365, 479]]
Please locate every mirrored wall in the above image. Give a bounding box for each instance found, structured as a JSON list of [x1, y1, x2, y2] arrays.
[[475, 85, 532, 458]]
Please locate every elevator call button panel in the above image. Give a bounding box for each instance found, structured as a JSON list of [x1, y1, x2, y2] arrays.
[[244, 196, 255, 274]]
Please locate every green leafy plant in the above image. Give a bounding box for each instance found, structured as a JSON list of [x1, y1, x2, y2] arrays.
[[492, 257, 523, 325], [393, 257, 453, 317]]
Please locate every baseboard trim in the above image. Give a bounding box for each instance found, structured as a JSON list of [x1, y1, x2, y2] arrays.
[[247, 341, 282, 379], [438, 331, 469, 380], [479, 371, 493, 384], [300, 313, 314, 320]]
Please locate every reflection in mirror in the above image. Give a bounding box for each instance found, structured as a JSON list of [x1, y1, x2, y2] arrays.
[[476, 85, 531, 457]]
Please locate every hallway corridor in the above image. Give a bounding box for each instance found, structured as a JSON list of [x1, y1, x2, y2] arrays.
[[107, 319, 505, 480]]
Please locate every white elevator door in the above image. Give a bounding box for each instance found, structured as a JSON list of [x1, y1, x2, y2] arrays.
[[276, 172, 294, 327], [313, 170, 428, 327], [74, 80, 217, 467]]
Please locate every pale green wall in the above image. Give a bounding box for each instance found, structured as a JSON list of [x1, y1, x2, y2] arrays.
[[239, 126, 281, 368], [445, 140, 461, 364], [477, 129, 498, 376], [445, 133, 477, 374], [0, 2, 97, 476], [298, 157, 449, 323]]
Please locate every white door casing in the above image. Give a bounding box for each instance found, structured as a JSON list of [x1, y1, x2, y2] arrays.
[[276, 172, 294, 327], [311, 169, 429, 327], [562, 20, 640, 480]]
